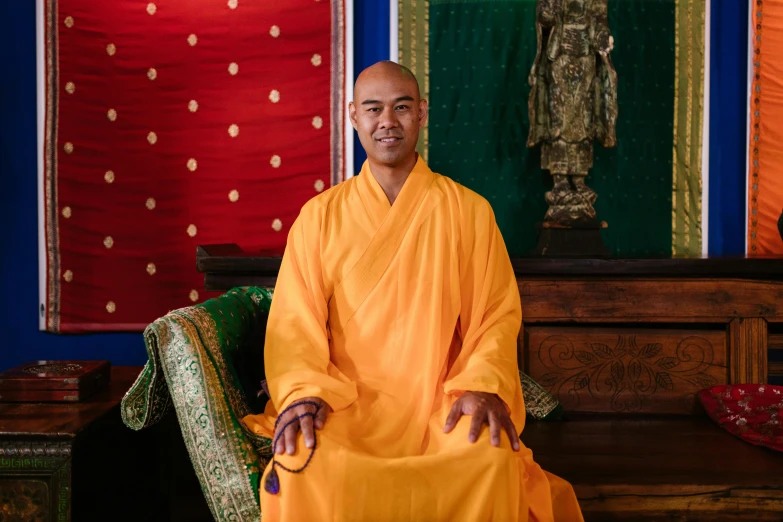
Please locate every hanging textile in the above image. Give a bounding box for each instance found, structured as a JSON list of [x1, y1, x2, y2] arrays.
[[748, 0, 783, 255], [40, 0, 349, 332], [398, 0, 706, 257]]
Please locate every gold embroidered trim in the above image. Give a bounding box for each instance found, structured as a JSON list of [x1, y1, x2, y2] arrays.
[[671, 0, 705, 256]]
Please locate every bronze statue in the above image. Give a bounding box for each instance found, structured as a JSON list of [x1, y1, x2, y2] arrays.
[[528, 0, 618, 226]]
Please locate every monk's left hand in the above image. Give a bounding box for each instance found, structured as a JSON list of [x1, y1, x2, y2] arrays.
[[443, 391, 520, 451]]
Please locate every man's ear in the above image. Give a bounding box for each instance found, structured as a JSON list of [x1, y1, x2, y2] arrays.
[[418, 99, 429, 128], [349, 101, 358, 130]]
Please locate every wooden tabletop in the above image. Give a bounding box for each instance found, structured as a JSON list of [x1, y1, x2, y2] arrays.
[[196, 243, 783, 279], [0, 366, 142, 439]]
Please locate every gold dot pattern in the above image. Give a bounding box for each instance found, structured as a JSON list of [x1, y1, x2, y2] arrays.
[[49, 0, 339, 327]]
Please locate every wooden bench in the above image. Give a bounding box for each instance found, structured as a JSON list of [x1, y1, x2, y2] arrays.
[[197, 245, 783, 521], [523, 416, 783, 521]]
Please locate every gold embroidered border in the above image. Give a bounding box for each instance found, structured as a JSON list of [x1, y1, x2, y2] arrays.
[[331, 0, 346, 185], [671, 0, 705, 256], [399, 0, 430, 161], [749, 3, 763, 254], [44, 0, 61, 331], [163, 314, 262, 522]]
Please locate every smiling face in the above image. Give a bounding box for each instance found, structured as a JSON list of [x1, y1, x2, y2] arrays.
[[349, 62, 428, 169]]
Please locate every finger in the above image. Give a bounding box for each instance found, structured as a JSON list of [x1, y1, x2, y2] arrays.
[[300, 412, 315, 449], [504, 418, 520, 451], [443, 401, 463, 433], [274, 413, 290, 455], [315, 403, 328, 430], [284, 421, 299, 456], [488, 412, 501, 447], [468, 411, 484, 443]]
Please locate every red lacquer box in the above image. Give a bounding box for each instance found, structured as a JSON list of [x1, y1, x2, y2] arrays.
[[0, 360, 111, 402]]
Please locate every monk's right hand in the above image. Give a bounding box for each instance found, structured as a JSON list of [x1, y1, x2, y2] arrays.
[[274, 397, 330, 456]]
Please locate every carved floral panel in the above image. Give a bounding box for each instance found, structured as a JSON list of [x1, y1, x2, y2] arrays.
[[525, 328, 728, 414]]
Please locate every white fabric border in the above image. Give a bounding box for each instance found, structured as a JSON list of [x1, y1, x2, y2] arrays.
[[390, 0, 399, 63]]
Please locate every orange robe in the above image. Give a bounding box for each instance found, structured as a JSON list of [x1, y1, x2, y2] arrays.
[[244, 158, 583, 522]]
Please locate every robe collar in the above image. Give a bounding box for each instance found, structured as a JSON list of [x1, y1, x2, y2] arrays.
[[356, 155, 435, 230]]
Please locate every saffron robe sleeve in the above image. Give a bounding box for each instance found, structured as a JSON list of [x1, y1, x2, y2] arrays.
[[264, 200, 359, 413], [443, 196, 525, 427]]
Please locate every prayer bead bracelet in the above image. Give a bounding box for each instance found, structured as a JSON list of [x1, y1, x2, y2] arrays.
[[264, 400, 320, 495]]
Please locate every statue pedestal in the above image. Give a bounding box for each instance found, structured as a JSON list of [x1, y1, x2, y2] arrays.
[[532, 221, 611, 258]]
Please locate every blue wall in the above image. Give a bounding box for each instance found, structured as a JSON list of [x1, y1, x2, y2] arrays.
[[0, 0, 146, 370], [352, 0, 390, 172], [708, 1, 748, 256], [0, 0, 389, 372]]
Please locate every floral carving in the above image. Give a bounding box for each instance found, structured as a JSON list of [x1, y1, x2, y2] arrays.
[[537, 334, 721, 412]]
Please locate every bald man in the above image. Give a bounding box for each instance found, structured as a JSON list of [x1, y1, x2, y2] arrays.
[[243, 61, 583, 522]]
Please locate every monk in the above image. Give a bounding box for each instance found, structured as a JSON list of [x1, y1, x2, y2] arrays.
[[243, 61, 583, 522]]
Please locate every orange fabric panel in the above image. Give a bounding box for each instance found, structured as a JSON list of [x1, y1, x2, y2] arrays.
[[751, 1, 783, 255]]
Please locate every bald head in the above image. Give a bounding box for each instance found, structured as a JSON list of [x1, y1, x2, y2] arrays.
[[349, 61, 428, 170], [354, 61, 421, 100]]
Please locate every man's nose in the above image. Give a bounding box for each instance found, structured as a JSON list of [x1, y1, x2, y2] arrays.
[[378, 106, 399, 129]]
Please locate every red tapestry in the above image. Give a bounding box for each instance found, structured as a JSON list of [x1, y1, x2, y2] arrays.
[[698, 384, 783, 453], [41, 0, 349, 332]]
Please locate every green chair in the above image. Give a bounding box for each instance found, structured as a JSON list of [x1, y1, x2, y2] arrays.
[[121, 286, 560, 522]]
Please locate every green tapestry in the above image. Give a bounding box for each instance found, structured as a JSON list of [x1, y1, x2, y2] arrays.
[[401, 0, 704, 257]]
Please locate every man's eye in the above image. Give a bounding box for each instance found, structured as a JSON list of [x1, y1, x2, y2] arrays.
[[368, 107, 381, 112], [395, 105, 409, 111]]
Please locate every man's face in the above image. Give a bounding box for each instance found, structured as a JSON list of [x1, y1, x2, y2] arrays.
[[349, 71, 428, 168]]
